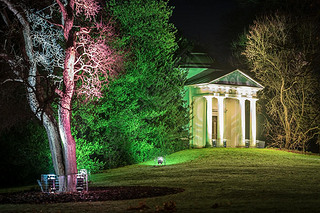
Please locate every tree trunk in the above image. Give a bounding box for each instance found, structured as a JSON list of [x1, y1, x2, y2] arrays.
[[55, 0, 78, 192], [25, 62, 66, 191], [58, 105, 77, 192], [25, 59, 66, 191], [58, 46, 77, 192], [42, 114, 66, 191], [280, 79, 291, 149], [19, 3, 66, 190]]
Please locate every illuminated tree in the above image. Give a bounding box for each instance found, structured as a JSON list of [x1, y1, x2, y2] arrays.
[[0, 0, 121, 192], [96, 0, 188, 162], [243, 13, 320, 150], [53, 0, 120, 192], [72, 0, 189, 170], [0, 0, 65, 183]]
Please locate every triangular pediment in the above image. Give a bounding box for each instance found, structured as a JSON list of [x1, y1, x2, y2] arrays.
[[209, 70, 263, 88]]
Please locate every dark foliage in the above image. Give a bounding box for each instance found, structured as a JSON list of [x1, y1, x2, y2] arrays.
[[0, 121, 52, 188]]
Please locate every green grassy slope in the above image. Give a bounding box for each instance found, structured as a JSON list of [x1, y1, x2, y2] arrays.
[[1, 148, 320, 212]]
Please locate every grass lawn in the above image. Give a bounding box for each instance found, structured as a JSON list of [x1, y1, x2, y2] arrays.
[[1, 148, 320, 212]]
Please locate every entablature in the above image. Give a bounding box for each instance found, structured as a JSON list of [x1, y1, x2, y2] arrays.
[[190, 83, 262, 98]]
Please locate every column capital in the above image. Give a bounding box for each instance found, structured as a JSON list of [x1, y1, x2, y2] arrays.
[[216, 95, 226, 100], [203, 95, 214, 100], [248, 97, 258, 102], [237, 95, 246, 101]]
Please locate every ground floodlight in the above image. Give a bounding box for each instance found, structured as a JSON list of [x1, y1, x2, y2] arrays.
[[39, 169, 88, 193], [155, 156, 166, 166], [39, 174, 57, 193], [77, 169, 88, 192]]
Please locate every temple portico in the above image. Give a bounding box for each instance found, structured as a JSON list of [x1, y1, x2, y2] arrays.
[[186, 69, 263, 148], [204, 93, 258, 147]]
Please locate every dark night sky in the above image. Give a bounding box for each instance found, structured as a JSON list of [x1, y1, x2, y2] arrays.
[[168, 0, 245, 64]]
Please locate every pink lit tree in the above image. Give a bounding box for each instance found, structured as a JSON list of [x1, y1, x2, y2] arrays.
[[0, 0, 121, 192], [53, 0, 120, 192]]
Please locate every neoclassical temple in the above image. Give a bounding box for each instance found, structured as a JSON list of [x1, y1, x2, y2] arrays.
[[182, 53, 264, 148]]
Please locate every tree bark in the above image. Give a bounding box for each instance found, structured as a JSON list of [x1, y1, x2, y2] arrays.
[[42, 114, 65, 189], [58, 46, 78, 192], [55, 0, 78, 192]]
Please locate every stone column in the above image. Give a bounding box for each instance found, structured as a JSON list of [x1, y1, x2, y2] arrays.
[[250, 98, 257, 147], [204, 96, 213, 146], [238, 97, 246, 147], [217, 96, 225, 147]]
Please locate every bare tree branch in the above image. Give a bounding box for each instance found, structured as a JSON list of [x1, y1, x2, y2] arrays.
[[244, 13, 320, 150]]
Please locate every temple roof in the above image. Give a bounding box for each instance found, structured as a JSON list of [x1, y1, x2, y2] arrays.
[[179, 52, 214, 69], [186, 69, 264, 88], [180, 52, 263, 88]]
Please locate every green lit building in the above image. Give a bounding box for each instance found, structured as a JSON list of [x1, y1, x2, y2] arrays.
[[182, 53, 264, 148]]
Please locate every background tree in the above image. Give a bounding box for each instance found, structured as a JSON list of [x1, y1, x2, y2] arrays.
[[243, 13, 320, 150], [72, 0, 189, 169], [106, 0, 189, 161], [230, 0, 320, 68]]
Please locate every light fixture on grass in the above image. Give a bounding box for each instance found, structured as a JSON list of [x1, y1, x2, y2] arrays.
[[76, 169, 88, 192], [155, 156, 166, 166], [40, 174, 57, 193], [38, 169, 88, 193]]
